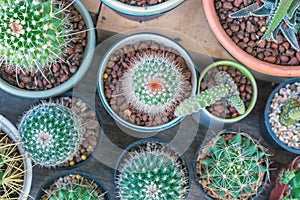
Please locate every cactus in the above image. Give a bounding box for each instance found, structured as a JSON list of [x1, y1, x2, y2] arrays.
[[280, 169, 300, 200], [18, 102, 82, 167], [116, 143, 189, 199], [174, 71, 245, 116], [0, 0, 71, 72], [230, 0, 300, 51], [49, 185, 101, 200], [198, 133, 268, 199], [279, 98, 300, 126], [0, 132, 25, 199], [121, 54, 189, 116]]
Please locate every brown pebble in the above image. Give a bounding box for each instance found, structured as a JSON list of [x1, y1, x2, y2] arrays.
[[88, 135, 97, 148], [213, 104, 225, 113], [86, 120, 99, 130]]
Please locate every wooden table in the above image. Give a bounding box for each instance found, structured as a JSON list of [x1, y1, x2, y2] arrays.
[[0, 1, 298, 199]]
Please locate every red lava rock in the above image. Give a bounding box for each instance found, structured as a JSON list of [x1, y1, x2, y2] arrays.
[[223, 2, 233, 9], [288, 57, 299, 65], [264, 56, 277, 64]]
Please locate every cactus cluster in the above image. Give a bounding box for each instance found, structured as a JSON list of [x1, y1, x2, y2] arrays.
[[280, 169, 300, 200], [49, 185, 100, 200], [175, 71, 245, 117], [121, 54, 188, 116], [197, 132, 268, 199], [0, 132, 25, 199], [230, 0, 300, 51], [18, 102, 82, 167], [0, 0, 71, 72], [116, 142, 189, 199], [280, 98, 300, 126]]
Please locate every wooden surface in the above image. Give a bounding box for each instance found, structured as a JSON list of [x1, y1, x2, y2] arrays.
[[0, 1, 299, 199]]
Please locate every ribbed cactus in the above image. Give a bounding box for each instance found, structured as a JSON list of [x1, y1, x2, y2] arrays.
[[0, 133, 25, 199], [0, 0, 70, 72], [116, 144, 189, 199], [18, 102, 82, 167], [280, 169, 300, 200], [279, 98, 300, 126], [198, 133, 268, 199], [175, 71, 245, 116], [121, 54, 188, 116], [49, 185, 100, 200], [230, 0, 300, 51]]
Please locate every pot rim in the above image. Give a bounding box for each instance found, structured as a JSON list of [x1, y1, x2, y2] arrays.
[[202, 0, 300, 77], [0, 0, 96, 98], [97, 32, 198, 133], [264, 78, 300, 154]]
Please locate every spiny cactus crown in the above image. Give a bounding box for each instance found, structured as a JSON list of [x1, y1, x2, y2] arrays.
[[0, 0, 71, 72], [49, 185, 100, 200], [279, 98, 300, 126], [280, 169, 300, 200], [121, 54, 187, 116], [116, 145, 189, 200], [18, 102, 82, 167], [230, 0, 300, 51], [0, 133, 25, 199], [199, 133, 268, 199], [175, 71, 245, 117]]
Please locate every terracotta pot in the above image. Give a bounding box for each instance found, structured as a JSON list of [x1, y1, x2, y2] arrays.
[[202, 0, 300, 77], [269, 156, 300, 200]]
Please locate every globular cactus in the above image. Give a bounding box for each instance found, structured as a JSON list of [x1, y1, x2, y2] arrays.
[[18, 102, 82, 167], [280, 169, 300, 200], [116, 144, 189, 200], [198, 133, 268, 199], [0, 133, 25, 199], [121, 54, 189, 116], [0, 0, 71, 72], [175, 71, 245, 116], [49, 185, 100, 200], [279, 98, 300, 126]]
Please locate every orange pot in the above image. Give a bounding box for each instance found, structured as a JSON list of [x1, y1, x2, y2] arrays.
[[202, 0, 300, 77]]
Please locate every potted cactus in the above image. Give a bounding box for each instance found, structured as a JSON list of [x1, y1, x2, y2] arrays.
[[202, 0, 300, 77], [175, 60, 257, 127], [18, 94, 101, 168], [0, 0, 95, 98], [263, 78, 300, 154], [100, 0, 184, 21], [36, 171, 110, 199], [0, 115, 32, 200], [269, 156, 300, 200], [114, 138, 191, 199], [97, 33, 197, 132], [194, 130, 270, 199]]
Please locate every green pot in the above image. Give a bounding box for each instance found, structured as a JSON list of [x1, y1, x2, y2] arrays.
[[0, 0, 95, 98], [197, 60, 258, 127]]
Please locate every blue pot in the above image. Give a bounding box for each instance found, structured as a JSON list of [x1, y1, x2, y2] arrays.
[[263, 78, 300, 154]]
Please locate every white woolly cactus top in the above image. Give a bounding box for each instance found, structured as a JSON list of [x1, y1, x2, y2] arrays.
[[121, 54, 187, 116], [0, 0, 71, 72]]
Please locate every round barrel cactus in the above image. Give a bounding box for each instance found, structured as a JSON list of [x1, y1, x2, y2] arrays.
[[0, 0, 70, 72], [18, 102, 82, 167]]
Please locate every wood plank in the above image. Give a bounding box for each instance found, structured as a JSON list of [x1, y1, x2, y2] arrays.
[[96, 0, 233, 60], [81, 0, 100, 13]]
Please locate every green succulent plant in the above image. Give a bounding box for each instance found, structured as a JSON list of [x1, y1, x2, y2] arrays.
[[0, 132, 25, 199], [197, 132, 268, 199], [279, 98, 300, 126], [174, 71, 245, 117], [18, 102, 82, 167], [0, 0, 71, 72], [116, 143, 189, 200], [280, 169, 300, 200], [230, 0, 300, 51], [49, 185, 100, 200], [121, 54, 189, 116]]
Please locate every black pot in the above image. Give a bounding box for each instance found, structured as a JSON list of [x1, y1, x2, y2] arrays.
[[262, 78, 300, 154], [114, 137, 192, 199], [193, 129, 270, 200], [35, 171, 110, 200]]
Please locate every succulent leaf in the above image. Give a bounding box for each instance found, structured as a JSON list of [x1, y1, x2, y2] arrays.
[[229, 3, 259, 18]]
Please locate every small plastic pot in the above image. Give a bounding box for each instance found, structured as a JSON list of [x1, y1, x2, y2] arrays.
[[35, 171, 111, 200]]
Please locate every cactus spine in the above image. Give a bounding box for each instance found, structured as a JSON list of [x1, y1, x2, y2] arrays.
[[116, 142, 189, 200], [198, 132, 268, 199], [279, 98, 300, 126], [121, 54, 188, 116], [0, 0, 71, 72], [175, 71, 245, 116], [18, 102, 82, 167]]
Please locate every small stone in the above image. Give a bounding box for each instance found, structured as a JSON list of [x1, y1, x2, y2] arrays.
[[86, 120, 99, 130], [88, 135, 97, 148]]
